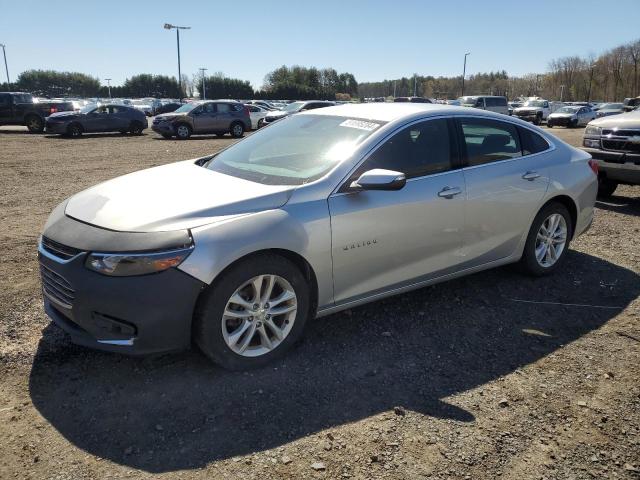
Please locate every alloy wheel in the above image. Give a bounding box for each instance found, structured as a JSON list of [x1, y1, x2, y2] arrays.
[[221, 274, 297, 357], [176, 125, 190, 138], [534, 213, 567, 268], [232, 123, 243, 137]]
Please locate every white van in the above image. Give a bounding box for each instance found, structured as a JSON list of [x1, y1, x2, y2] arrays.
[[457, 96, 509, 115]]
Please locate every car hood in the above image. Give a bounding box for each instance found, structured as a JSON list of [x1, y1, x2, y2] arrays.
[[549, 112, 575, 118], [590, 111, 639, 127], [514, 106, 542, 112], [154, 112, 188, 121], [49, 111, 80, 119], [266, 111, 289, 119], [64, 160, 295, 232]]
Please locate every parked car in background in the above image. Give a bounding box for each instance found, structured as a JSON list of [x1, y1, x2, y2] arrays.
[[131, 100, 153, 116], [246, 104, 269, 129], [0, 92, 74, 132], [263, 100, 335, 124], [513, 99, 552, 125], [458, 96, 509, 115], [45, 104, 147, 137], [596, 103, 625, 118], [393, 97, 432, 103], [154, 102, 182, 115], [446, 99, 461, 106], [547, 106, 596, 128], [582, 110, 640, 197], [622, 96, 640, 112], [247, 100, 277, 111], [37, 103, 597, 369], [152, 100, 251, 139]]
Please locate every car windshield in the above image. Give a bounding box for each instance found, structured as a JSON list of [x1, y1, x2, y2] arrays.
[[206, 115, 384, 185], [458, 97, 476, 105], [524, 100, 545, 107], [282, 101, 305, 112], [557, 107, 579, 113], [173, 103, 196, 113], [601, 103, 623, 109], [80, 104, 97, 114]]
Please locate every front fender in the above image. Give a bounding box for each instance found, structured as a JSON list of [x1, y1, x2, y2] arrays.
[[178, 199, 334, 309]]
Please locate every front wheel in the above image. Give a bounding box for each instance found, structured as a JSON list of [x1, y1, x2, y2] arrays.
[[25, 115, 44, 133], [597, 177, 618, 198], [129, 121, 144, 135], [194, 254, 310, 370], [175, 123, 192, 140], [533, 115, 542, 126], [230, 121, 245, 138], [519, 202, 572, 276], [66, 123, 83, 137]]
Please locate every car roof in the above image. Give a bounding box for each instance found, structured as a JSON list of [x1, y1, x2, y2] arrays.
[[302, 102, 482, 123]]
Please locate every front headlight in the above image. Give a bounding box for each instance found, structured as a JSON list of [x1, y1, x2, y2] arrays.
[[85, 246, 194, 276], [584, 125, 601, 136]]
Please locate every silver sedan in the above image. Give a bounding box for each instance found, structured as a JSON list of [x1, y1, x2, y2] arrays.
[[39, 104, 597, 369]]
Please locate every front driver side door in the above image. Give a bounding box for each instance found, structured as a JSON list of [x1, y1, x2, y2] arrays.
[[192, 103, 217, 132], [328, 118, 466, 305]]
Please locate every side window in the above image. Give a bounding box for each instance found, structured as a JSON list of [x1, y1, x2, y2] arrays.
[[485, 97, 496, 107], [203, 103, 216, 113], [230, 103, 243, 112], [475, 98, 485, 108], [0, 94, 10, 106], [348, 119, 454, 185], [248, 105, 258, 112], [216, 103, 231, 113], [518, 127, 550, 155], [498, 97, 507, 106], [108, 106, 121, 114], [460, 118, 522, 166]]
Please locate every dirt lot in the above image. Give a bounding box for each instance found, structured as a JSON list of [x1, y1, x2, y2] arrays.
[[0, 123, 639, 479]]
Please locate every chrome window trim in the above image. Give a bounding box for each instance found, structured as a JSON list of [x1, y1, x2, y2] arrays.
[[38, 239, 83, 264]]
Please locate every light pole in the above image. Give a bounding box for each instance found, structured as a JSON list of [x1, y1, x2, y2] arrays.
[[0, 44, 9, 85], [393, 80, 396, 98], [461, 52, 470, 96], [105, 78, 112, 99], [164, 23, 191, 101], [560, 84, 565, 102], [413, 74, 417, 97], [587, 63, 596, 103], [199, 67, 208, 100]]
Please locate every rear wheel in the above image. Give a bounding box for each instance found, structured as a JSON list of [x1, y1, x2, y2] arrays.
[[66, 123, 83, 137], [257, 118, 264, 129], [25, 115, 44, 133], [519, 202, 572, 276], [129, 121, 144, 135], [230, 121, 244, 138], [194, 254, 310, 370], [175, 123, 192, 140], [597, 176, 618, 198]]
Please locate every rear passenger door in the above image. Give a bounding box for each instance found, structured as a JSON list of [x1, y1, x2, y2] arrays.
[[108, 106, 130, 131], [213, 103, 233, 131], [456, 117, 551, 265]]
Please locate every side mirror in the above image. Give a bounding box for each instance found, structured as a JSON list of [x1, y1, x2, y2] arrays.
[[351, 169, 406, 191]]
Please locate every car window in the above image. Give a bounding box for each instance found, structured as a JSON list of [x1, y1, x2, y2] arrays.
[[94, 106, 108, 114], [200, 103, 216, 113], [230, 103, 243, 112], [350, 118, 454, 182], [248, 105, 259, 112], [460, 118, 522, 166], [108, 106, 122, 114], [485, 97, 496, 107], [0, 94, 9, 106], [216, 103, 231, 113], [518, 127, 550, 155]]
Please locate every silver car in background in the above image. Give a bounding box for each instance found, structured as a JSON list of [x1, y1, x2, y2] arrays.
[[38, 104, 597, 369]]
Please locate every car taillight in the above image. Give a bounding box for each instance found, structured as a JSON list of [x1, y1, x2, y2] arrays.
[[50, 106, 57, 114], [243, 105, 250, 116], [588, 159, 599, 176]]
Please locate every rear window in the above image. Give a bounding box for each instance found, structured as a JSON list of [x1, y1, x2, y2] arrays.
[[518, 127, 550, 155]]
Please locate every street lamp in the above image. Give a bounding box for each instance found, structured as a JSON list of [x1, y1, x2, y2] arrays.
[[164, 23, 191, 101], [104, 78, 112, 99], [0, 44, 10, 85], [199, 67, 208, 100], [560, 84, 565, 102], [587, 63, 596, 103], [461, 52, 470, 96]]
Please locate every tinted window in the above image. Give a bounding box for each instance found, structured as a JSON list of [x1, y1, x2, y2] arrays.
[[352, 119, 453, 181], [216, 103, 231, 113], [248, 105, 259, 112], [461, 118, 522, 166], [230, 103, 243, 112], [518, 127, 550, 155], [485, 97, 497, 107]]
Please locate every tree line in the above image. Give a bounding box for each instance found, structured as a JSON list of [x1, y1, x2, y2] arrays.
[[0, 65, 359, 100]]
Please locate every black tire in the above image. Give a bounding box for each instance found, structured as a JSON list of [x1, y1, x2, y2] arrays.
[[533, 114, 542, 126], [161, 133, 173, 139], [66, 123, 83, 137], [257, 118, 264, 129], [519, 202, 574, 277], [129, 121, 144, 135], [569, 119, 578, 128], [175, 123, 192, 140], [230, 121, 245, 138], [597, 176, 618, 198], [194, 254, 311, 370], [519, 202, 573, 277], [25, 115, 44, 133], [547, 123, 553, 128]]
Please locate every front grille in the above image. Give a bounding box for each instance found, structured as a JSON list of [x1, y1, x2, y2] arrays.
[[41, 236, 81, 260], [602, 128, 640, 136], [40, 263, 75, 309], [602, 140, 640, 154]]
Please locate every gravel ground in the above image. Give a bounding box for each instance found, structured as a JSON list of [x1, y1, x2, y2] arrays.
[[0, 123, 639, 479]]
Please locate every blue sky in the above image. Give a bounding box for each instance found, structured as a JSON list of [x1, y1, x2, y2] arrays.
[[1, 0, 639, 88]]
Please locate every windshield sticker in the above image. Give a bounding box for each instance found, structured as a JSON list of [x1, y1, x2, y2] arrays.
[[340, 119, 380, 131]]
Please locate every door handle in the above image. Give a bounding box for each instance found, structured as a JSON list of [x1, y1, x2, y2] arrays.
[[522, 171, 540, 181], [438, 186, 462, 199]]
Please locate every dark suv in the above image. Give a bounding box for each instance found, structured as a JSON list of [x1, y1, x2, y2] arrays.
[[152, 100, 251, 139]]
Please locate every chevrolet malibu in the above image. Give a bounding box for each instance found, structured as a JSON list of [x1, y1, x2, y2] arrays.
[[38, 104, 598, 369]]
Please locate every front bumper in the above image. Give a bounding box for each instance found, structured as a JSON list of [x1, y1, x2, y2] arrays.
[[582, 147, 640, 184], [151, 122, 175, 135], [45, 121, 68, 134], [38, 232, 205, 355], [547, 117, 573, 127]]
